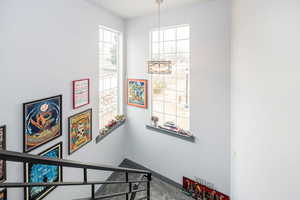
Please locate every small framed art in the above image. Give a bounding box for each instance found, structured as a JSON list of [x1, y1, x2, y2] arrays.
[[73, 79, 90, 109], [23, 95, 62, 153], [127, 79, 148, 108], [24, 142, 63, 200], [68, 109, 92, 154], [0, 125, 6, 182]]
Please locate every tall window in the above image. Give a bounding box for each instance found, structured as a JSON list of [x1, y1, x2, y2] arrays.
[[150, 25, 190, 131], [99, 26, 123, 129]]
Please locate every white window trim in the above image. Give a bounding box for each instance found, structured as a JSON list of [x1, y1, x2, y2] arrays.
[[148, 24, 191, 131], [98, 25, 124, 130]]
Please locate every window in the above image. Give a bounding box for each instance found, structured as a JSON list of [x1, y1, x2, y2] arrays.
[[150, 25, 190, 131], [99, 26, 123, 130]]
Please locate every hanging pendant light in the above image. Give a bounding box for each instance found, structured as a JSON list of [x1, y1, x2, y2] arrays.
[[148, 0, 173, 74]]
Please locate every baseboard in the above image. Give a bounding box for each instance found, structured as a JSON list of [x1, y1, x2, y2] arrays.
[[120, 158, 182, 189]]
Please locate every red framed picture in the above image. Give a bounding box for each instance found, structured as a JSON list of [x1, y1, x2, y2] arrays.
[[73, 79, 90, 109], [127, 79, 148, 109], [182, 177, 230, 200]]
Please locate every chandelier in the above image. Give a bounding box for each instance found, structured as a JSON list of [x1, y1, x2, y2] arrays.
[[148, 0, 173, 74]]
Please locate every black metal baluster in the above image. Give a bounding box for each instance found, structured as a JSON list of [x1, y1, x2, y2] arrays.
[[126, 172, 129, 200], [147, 173, 152, 200]]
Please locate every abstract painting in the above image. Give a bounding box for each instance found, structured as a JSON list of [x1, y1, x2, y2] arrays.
[[73, 79, 90, 109], [0, 189, 7, 200], [0, 125, 6, 182], [24, 142, 63, 200], [127, 79, 148, 108], [23, 95, 62, 153], [68, 109, 92, 154]]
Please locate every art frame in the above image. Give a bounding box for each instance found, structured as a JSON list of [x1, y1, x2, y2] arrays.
[[0, 125, 6, 183], [23, 95, 62, 153], [73, 79, 90, 109], [24, 142, 63, 200], [127, 79, 148, 109], [182, 177, 230, 200], [68, 109, 92, 155], [0, 188, 7, 200]]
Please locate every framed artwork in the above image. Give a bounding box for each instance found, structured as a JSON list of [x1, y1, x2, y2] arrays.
[[127, 79, 148, 108], [73, 79, 90, 109], [24, 142, 63, 200], [0, 189, 7, 200], [183, 177, 230, 200], [68, 109, 92, 154], [23, 95, 62, 153], [0, 125, 6, 182]]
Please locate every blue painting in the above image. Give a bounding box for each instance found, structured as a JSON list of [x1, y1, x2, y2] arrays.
[[127, 79, 148, 108], [23, 95, 62, 152], [25, 142, 62, 200]]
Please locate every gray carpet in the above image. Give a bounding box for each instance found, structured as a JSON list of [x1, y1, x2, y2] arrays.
[[96, 172, 193, 200]]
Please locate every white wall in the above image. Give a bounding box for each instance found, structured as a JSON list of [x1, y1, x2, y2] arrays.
[[125, 0, 231, 194], [231, 0, 300, 199], [0, 0, 126, 199]]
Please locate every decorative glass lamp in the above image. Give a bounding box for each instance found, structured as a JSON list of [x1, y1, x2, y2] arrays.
[[147, 0, 173, 74]]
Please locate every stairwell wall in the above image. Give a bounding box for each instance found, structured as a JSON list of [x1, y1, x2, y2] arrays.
[[125, 0, 231, 195], [0, 0, 126, 199]]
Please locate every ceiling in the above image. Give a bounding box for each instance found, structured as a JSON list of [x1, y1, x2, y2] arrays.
[[94, 0, 201, 19]]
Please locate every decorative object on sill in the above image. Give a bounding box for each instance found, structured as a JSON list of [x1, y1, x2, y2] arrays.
[[182, 177, 230, 200], [97, 118, 126, 144], [23, 95, 62, 153], [0, 188, 7, 200], [0, 125, 6, 183], [73, 78, 90, 109], [24, 142, 63, 200], [127, 79, 148, 109], [146, 125, 195, 142], [68, 109, 92, 155], [151, 116, 159, 127], [147, 0, 173, 74]]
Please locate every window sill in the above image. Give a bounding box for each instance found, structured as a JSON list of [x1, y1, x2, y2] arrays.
[[96, 119, 126, 144], [145, 125, 195, 142]]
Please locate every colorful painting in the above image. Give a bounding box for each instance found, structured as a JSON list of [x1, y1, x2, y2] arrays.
[[182, 177, 230, 200], [23, 95, 62, 153], [0, 125, 6, 182], [0, 189, 7, 200], [127, 79, 148, 108], [73, 79, 90, 109], [24, 142, 63, 200], [68, 109, 92, 154]]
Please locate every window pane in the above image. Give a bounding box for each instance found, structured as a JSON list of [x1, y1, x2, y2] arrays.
[[150, 25, 190, 130], [164, 28, 176, 41], [177, 26, 190, 40], [99, 26, 122, 129]]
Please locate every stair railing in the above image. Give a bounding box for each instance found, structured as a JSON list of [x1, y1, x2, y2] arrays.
[[0, 150, 152, 200]]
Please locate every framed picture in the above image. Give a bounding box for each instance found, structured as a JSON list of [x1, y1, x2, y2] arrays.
[[73, 79, 90, 109], [0, 126, 6, 182], [23, 95, 62, 153], [68, 109, 92, 154], [0, 189, 7, 200], [24, 142, 63, 200], [127, 79, 148, 108]]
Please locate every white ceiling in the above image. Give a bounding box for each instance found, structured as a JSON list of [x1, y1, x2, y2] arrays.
[[94, 0, 201, 19]]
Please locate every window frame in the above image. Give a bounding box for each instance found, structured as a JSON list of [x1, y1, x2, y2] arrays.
[[98, 25, 124, 131], [149, 24, 191, 131]]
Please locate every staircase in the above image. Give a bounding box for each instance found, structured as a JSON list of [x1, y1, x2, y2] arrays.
[[96, 161, 194, 200]]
